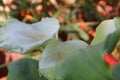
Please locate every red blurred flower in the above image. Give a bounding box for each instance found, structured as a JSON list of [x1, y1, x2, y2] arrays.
[[104, 54, 118, 67]]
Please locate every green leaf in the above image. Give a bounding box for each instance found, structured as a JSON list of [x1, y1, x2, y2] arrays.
[[7, 58, 47, 80], [104, 30, 120, 54], [91, 17, 120, 45], [112, 63, 120, 80], [0, 18, 60, 54], [71, 24, 89, 41], [91, 19, 116, 45], [39, 40, 114, 80], [114, 17, 120, 29], [39, 40, 88, 79], [55, 44, 112, 80]]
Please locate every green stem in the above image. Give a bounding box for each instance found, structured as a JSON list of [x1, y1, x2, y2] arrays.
[[0, 64, 8, 68], [1, 0, 8, 19]]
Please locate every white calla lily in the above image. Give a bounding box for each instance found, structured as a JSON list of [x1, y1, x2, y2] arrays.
[[0, 17, 60, 53]]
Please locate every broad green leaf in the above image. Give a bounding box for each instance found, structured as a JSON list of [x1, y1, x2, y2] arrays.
[[0, 18, 60, 54], [112, 63, 120, 80], [7, 58, 48, 80], [104, 30, 120, 54], [39, 40, 114, 80], [39, 40, 88, 79], [91, 17, 120, 45], [39, 43, 113, 80], [54, 44, 112, 80], [91, 19, 116, 45], [102, 17, 120, 54], [39, 17, 120, 80]]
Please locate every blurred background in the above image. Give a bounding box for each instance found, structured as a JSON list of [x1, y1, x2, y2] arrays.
[[0, 0, 120, 80]]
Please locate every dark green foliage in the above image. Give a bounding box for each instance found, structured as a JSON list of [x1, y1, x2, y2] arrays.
[[104, 31, 120, 54], [7, 58, 47, 80], [112, 63, 120, 80]]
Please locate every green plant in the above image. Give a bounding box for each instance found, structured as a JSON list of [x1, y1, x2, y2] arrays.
[[0, 17, 120, 80]]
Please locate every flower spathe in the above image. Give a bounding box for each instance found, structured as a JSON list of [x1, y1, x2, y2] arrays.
[[0, 17, 60, 54]]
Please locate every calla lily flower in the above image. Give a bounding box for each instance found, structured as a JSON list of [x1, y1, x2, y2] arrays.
[[0, 17, 60, 54]]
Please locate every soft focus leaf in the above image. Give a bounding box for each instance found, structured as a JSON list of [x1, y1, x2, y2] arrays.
[[54, 44, 112, 80], [114, 17, 120, 29], [39, 40, 88, 79], [39, 27, 120, 80], [39, 40, 114, 80], [71, 24, 89, 41], [91, 19, 116, 45], [104, 30, 120, 54], [93, 17, 120, 54], [91, 17, 120, 45], [7, 58, 47, 80], [112, 63, 120, 80], [0, 17, 60, 54]]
